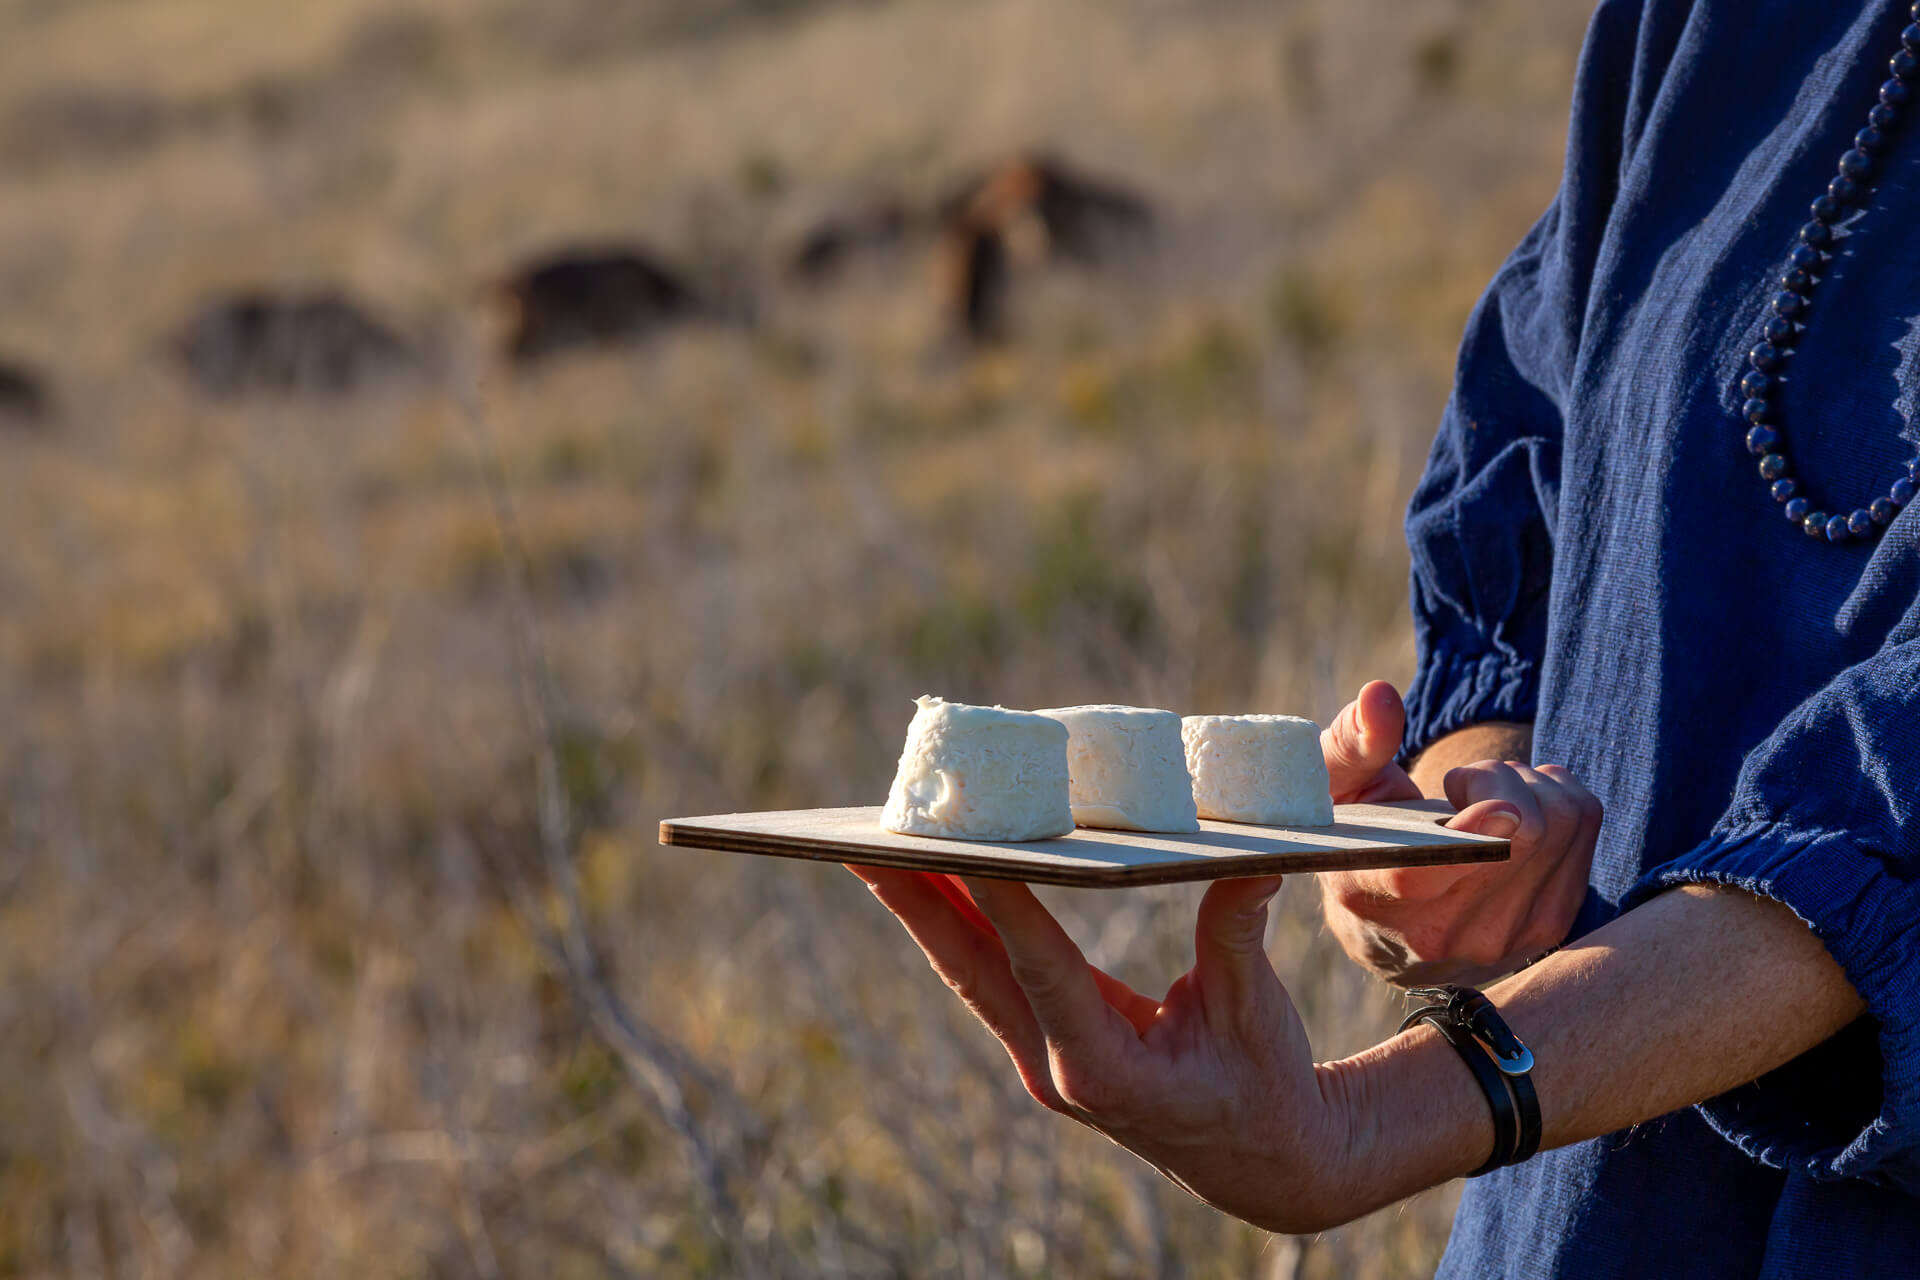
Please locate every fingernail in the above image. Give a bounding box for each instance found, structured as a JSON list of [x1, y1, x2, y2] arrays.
[[1479, 809, 1522, 839]]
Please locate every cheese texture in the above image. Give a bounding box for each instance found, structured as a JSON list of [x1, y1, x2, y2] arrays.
[[881, 696, 1075, 841], [1180, 714, 1335, 827], [1034, 704, 1199, 832]]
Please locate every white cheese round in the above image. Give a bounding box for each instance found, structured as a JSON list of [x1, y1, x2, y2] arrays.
[[1180, 713, 1335, 827], [1034, 704, 1200, 832], [881, 696, 1075, 841]]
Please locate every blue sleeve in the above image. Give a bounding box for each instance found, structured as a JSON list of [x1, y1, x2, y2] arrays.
[[1399, 0, 1659, 760], [1399, 222, 1565, 759], [1621, 634, 1920, 1194]]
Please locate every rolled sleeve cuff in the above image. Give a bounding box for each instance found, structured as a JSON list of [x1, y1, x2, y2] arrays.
[[1622, 826, 1920, 1194], [1399, 647, 1539, 765]]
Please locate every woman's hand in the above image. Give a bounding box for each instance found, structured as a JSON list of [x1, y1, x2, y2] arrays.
[[1318, 682, 1602, 986], [846, 865, 1370, 1233]]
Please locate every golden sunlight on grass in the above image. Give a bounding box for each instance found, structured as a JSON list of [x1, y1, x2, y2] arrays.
[[0, 0, 1592, 1274]]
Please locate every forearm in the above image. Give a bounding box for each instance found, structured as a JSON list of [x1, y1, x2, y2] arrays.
[[1318, 882, 1865, 1215], [1408, 720, 1534, 797]]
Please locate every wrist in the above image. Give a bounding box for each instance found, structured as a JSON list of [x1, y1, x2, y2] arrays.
[[1316, 1021, 1495, 1215]]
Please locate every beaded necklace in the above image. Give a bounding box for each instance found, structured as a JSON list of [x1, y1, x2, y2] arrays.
[[1741, 5, 1920, 544]]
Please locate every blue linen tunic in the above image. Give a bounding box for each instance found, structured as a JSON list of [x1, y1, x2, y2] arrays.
[[1398, 1, 1920, 1274]]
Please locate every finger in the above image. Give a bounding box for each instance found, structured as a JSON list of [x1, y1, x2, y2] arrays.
[[1193, 875, 1285, 1025], [944, 873, 1161, 1032], [1443, 762, 1545, 849], [1442, 774, 1580, 969], [1535, 764, 1606, 841], [1346, 798, 1522, 902], [961, 877, 1130, 1067], [1447, 797, 1524, 841], [931, 873, 996, 933], [1505, 764, 1579, 853], [1091, 968, 1163, 1036], [849, 866, 1064, 1108], [1320, 681, 1406, 800]]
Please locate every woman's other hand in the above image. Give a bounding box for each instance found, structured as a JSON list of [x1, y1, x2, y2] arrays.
[[1319, 682, 1599, 985]]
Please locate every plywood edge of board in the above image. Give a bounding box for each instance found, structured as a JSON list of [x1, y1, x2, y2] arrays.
[[658, 798, 1508, 888]]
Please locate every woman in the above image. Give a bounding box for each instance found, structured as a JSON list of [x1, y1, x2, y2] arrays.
[[854, 0, 1920, 1272]]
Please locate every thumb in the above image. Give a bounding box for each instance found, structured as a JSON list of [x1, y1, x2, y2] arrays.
[[1193, 875, 1285, 1024], [1321, 680, 1406, 797]]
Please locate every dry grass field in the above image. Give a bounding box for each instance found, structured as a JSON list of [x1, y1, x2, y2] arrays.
[[0, 0, 1594, 1275]]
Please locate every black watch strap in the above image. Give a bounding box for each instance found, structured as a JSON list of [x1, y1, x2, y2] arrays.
[[1399, 985, 1542, 1175], [1400, 1005, 1519, 1176]]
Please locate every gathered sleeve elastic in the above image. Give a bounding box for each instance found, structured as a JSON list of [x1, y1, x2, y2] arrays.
[[1621, 632, 1920, 1194]]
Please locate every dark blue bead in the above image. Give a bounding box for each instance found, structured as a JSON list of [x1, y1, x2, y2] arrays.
[[1894, 477, 1917, 506], [1747, 424, 1779, 451], [1907, 22, 1920, 51], [1800, 220, 1832, 247], [1770, 292, 1803, 318], [1908, 458, 1920, 482], [1764, 315, 1796, 345], [1744, 403, 1773, 429], [1781, 267, 1814, 294], [1759, 453, 1790, 480], [1858, 125, 1888, 154], [1831, 175, 1862, 205], [1741, 370, 1772, 398], [1894, 49, 1919, 80], [1790, 243, 1824, 271], [1840, 148, 1875, 179], [1872, 102, 1901, 130], [1786, 497, 1811, 523], [1805, 511, 1832, 537], [1827, 515, 1854, 542], [1811, 194, 1843, 222], [1883, 78, 1911, 107], [1872, 496, 1898, 524], [1750, 342, 1781, 371], [1912, 2, 1920, 25], [1773, 478, 1800, 503], [1849, 509, 1875, 537]]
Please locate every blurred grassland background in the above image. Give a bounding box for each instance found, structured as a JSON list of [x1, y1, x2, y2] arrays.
[[0, 0, 1593, 1275]]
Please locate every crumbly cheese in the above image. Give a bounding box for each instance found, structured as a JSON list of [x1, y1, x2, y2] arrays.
[[1034, 704, 1199, 832], [881, 696, 1075, 841], [1180, 714, 1335, 827]]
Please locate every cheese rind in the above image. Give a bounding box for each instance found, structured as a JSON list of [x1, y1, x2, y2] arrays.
[[1034, 704, 1200, 833], [881, 696, 1075, 841], [1180, 714, 1335, 827]]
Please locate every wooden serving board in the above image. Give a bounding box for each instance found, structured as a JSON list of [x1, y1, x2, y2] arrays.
[[658, 798, 1506, 888]]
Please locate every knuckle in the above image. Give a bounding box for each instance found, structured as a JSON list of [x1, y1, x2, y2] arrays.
[[1007, 957, 1066, 1003], [1537, 791, 1577, 845]]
